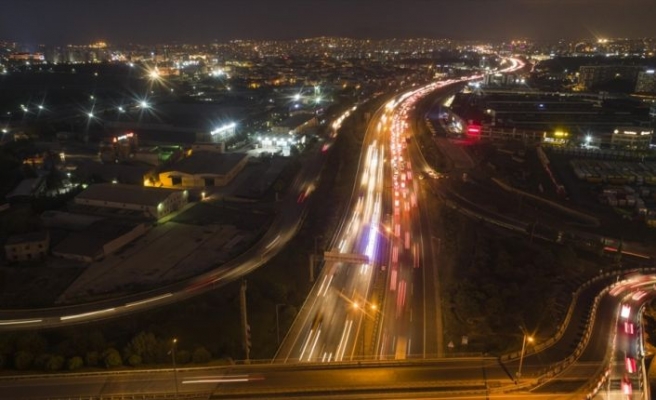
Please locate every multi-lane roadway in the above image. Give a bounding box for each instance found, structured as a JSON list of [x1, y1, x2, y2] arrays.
[[3, 58, 654, 399]]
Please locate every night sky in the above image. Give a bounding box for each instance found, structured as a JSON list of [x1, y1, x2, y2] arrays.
[[1, 0, 655, 45]]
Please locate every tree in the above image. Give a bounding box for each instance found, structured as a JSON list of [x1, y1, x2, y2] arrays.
[[102, 348, 122, 369], [126, 354, 142, 367], [67, 356, 84, 371], [192, 347, 212, 364], [85, 351, 99, 367], [15, 332, 46, 355], [87, 331, 107, 352], [14, 351, 34, 370], [34, 353, 52, 370], [123, 331, 159, 364], [46, 355, 64, 371], [177, 350, 191, 364]]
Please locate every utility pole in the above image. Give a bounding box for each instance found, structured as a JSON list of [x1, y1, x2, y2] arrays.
[[171, 338, 179, 400], [309, 254, 315, 283], [275, 303, 286, 345], [240, 280, 251, 364]]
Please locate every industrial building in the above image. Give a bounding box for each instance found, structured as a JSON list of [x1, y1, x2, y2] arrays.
[[52, 220, 147, 262], [74, 183, 188, 220], [156, 151, 249, 188], [4, 231, 50, 262]]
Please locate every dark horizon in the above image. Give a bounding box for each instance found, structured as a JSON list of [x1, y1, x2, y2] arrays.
[[1, 0, 656, 46]]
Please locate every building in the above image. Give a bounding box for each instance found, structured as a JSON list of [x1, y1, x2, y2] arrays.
[[156, 151, 248, 188], [4, 231, 49, 262], [8, 52, 45, 63], [483, 72, 525, 86], [74, 183, 188, 220], [636, 70, 656, 93], [578, 65, 643, 90], [6, 176, 47, 202], [610, 126, 653, 150], [271, 114, 318, 135], [52, 220, 146, 262]]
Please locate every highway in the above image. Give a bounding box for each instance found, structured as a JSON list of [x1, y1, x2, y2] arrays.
[[6, 58, 654, 399], [0, 268, 652, 400], [275, 94, 387, 362], [274, 81, 459, 363]]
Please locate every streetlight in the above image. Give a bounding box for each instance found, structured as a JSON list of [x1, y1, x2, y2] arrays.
[[517, 330, 534, 382], [275, 303, 286, 345], [171, 338, 180, 399]]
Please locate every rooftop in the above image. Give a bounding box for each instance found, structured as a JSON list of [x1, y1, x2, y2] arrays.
[[277, 113, 317, 129], [5, 231, 49, 245], [76, 183, 184, 206], [52, 220, 143, 259], [168, 151, 248, 176]]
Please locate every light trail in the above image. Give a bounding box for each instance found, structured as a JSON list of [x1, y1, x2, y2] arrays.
[[125, 293, 172, 308]]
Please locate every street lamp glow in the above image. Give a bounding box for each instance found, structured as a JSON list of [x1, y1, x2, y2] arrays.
[[294, 93, 301, 101], [118, 106, 125, 113], [517, 330, 534, 382], [140, 100, 150, 109], [148, 69, 160, 80], [87, 112, 94, 118]]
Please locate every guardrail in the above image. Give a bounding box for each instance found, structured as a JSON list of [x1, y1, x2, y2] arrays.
[[499, 267, 656, 397], [41, 393, 209, 400]]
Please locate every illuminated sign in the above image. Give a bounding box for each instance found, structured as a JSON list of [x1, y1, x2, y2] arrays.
[[115, 132, 135, 142], [467, 125, 481, 135]]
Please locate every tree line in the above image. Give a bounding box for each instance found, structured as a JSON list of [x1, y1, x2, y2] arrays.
[[0, 330, 214, 371]]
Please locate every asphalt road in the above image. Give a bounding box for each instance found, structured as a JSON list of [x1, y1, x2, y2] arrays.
[[5, 59, 651, 399]]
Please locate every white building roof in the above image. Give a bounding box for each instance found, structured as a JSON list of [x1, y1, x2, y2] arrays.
[[75, 183, 183, 207]]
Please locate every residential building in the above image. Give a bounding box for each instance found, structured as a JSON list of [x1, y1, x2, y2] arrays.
[[636, 70, 656, 93], [578, 65, 643, 90]]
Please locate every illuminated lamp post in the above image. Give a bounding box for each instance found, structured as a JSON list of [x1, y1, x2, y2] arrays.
[[517, 330, 534, 382], [171, 338, 180, 399]]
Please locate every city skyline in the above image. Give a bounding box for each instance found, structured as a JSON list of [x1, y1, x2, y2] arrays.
[[1, 0, 656, 45]]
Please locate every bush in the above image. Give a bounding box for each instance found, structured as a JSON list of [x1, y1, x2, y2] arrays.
[[34, 353, 52, 370], [67, 356, 84, 371], [102, 348, 123, 369], [85, 351, 99, 367], [127, 354, 142, 367], [192, 347, 211, 364], [14, 351, 34, 370], [46, 355, 65, 371]]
